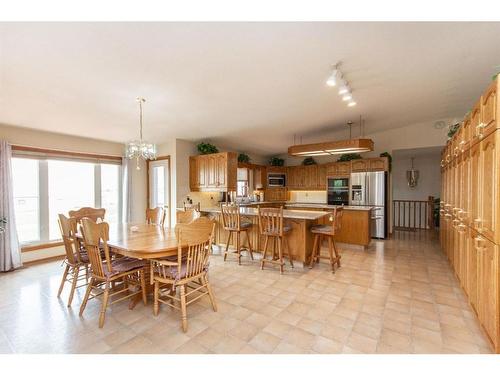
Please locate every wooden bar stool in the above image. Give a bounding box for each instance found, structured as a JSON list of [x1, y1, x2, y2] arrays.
[[309, 207, 344, 272], [220, 204, 254, 265], [258, 206, 293, 274]]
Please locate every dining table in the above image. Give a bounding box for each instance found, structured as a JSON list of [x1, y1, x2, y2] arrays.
[[77, 223, 184, 305]]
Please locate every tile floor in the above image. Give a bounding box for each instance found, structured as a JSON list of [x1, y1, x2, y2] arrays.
[[0, 230, 493, 354]]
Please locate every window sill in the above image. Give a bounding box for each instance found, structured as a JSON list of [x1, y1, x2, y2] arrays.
[[21, 241, 64, 253]]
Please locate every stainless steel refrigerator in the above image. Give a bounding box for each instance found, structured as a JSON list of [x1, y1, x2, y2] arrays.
[[349, 171, 387, 239]]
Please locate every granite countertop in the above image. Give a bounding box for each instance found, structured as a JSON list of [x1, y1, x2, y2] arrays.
[[285, 202, 375, 211], [200, 207, 329, 220]]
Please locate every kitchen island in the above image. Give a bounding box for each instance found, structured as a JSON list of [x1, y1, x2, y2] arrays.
[[200, 204, 374, 266], [201, 207, 329, 265]]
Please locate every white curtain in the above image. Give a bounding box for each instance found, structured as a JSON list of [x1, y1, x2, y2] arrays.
[[0, 140, 22, 271], [121, 158, 132, 223]]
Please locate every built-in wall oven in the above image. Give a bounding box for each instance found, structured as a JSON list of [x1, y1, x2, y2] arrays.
[[327, 177, 349, 206], [267, 173, 286, 187]]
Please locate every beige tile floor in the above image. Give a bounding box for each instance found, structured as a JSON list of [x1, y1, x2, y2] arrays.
[[0, 230, 493, 354]]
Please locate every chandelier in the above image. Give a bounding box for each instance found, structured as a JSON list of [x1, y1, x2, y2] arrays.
[[125, 97, 157, 170]]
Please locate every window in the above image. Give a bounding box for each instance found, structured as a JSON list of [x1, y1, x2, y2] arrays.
[[236, 167, 249, 197], [11, 156, 122, 245], [12, 158, 40, 243], [101, 164, 120, 224], [48, 160, 95, 239]]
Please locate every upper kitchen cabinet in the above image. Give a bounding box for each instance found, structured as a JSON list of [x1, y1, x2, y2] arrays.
[[480, 78, 499, 139], [326, 162, 351, 176], [189, 152, 237, 192], [368, 157, 389, 171], [351, 159, 369, 172]]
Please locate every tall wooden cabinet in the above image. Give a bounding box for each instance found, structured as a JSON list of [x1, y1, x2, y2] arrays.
[[189, 152, 237, 192], [440, 77, 500, 353]]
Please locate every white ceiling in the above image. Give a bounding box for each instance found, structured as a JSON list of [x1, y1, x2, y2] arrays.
[[1, 22, 500, 156]]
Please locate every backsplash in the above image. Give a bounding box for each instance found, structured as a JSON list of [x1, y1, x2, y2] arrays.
[[288, 191, 327, 204], [180, 192, 220, 209]]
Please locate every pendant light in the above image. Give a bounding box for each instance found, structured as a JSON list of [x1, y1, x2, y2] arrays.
[[406, 157, 419, 188], [125, 97, 157, 170]]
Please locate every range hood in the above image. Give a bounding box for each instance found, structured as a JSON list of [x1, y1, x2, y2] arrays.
[[288, 138, 374, 156]]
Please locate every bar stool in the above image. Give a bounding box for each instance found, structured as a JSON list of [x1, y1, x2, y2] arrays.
[[258, 206, 293, 274], [309, 207, 343, 272], [220, 204, 254, 265]]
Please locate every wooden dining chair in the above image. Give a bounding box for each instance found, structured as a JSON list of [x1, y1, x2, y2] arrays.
[[57, 214, 90, 306], [176, 208, 201, 225], [309, 207, 344, 272], [258, 206, 294, 274], [79, 218, 147, 328], [151, 218, 217, 332], [68, 207, 106, 223], [146, 207, 165, 226], [220, 204, 254, 265]]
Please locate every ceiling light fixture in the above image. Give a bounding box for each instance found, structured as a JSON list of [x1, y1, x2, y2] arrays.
[[342, 92, 353, 101], [125, 97, 157, 170], [326, 62, 357, 107], [338, 79, 350, 95], [326, 67, 339, 87]]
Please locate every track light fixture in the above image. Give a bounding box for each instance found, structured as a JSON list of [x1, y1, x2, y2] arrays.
[[326, 62, 357, 107]]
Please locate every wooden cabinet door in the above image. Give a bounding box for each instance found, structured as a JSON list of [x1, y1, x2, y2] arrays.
[[304, 165, 318, 189], [189, 156, 198, 191], [317, 165, 327, 189], [460, 150, 471, 227], [369, 157, 388, 171], [206, 155, 217, 188], [351, 159, 368, 172], [467, 228, 479, 311], [477, 235, 499, 349], [336, 162, 351, 175], [197, 156, 207, 188], [216, 154, 227, 187], [287, 166, 298, 189], [470, 142, 481, 230], [481, 79, 498, 139], [471, 100, 482, 145], [479, 132, 497, 242], [325, 163, 336, 176], [462, 114, 472, 151]]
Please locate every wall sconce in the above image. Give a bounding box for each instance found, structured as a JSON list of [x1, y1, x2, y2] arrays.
[[406, 157, 419, 188]]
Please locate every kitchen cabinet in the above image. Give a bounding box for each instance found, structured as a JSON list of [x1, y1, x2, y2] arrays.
[[351, 159, 369, 172], [480, 80, 498, 139], [317, 165, 327, 189], [479, 132, 497, 243], [265, 187, 287, 202], [440, 77, 500, 353], [476, 234, 499, 349], [189, 152, 237, 192], [368, 157, 388, 171]]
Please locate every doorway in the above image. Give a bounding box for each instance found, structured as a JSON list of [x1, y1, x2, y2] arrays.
[[147, 157, 171, 227]]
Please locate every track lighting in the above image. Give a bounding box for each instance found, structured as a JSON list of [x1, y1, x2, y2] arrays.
[[342, 92, 352, 101], [338, 81, 350, 95], [326, 69, 338, 87], [326, 62, 357, 107]]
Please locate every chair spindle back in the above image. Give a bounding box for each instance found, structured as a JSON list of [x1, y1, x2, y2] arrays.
[[58, 214, 79, 264], [146, 207, 165, 226], [258, 207, 284, 236], [220, 204, 241, 231], [81, 218, 112, 279], [69, 207, 106, 224]]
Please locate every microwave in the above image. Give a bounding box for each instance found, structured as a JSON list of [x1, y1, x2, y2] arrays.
[[267, 173, 286, 187]]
